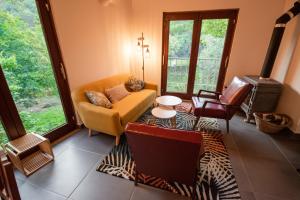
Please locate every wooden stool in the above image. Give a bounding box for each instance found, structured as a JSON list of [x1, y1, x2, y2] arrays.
[[3, 133, 54, 176]]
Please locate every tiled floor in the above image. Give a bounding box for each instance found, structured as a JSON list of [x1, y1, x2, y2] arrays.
[[14, 114, 300, 200]]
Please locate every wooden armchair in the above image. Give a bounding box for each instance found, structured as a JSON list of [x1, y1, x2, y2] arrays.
[[125, 122, 205, 199], [192, 76, 252, 132]]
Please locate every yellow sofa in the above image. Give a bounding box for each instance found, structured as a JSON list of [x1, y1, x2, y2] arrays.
[[71, 74, 157, 145]]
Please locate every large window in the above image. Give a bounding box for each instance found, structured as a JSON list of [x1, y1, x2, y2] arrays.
[[0, 0, 76, 143], [0, 120, 8, 145], [161, 10, 238, 99]]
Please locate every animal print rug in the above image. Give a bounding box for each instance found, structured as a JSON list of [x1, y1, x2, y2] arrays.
[[96, 109, 241, 200]]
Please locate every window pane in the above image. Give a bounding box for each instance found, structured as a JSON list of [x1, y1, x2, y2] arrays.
[[194, 19, 229, 93], [167, 20, 193, 93], [0, 0, 67, 135], [0, 120, 8, 145]]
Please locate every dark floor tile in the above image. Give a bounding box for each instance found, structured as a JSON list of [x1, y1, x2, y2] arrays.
[[19, 182, 66, 200], [240, 191, 256, 200], [254, 192, 297, 200], [241, 152, 300, 199], [271, 138, 300, 164], [69, 129, 115, 155], [16, 178, 25, 188], [24, 147, 101, 197], [70, 170, 134, 200], [50, 130, 86, 158], [293, 161, 300, 171], [227, 149, 254, 193], [14, 170, 27, 182], [230, 118, 288, 162], [222, 131, 239, 151], [130, 184, 188, 200]]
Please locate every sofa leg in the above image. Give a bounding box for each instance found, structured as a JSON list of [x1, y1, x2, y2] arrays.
[[88, 129, 92, 137], [115, 136, 120, 146]]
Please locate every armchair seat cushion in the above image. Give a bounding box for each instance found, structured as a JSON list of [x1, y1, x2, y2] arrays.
[[113, 89, 156, 126], [192, 97, 226, 118]]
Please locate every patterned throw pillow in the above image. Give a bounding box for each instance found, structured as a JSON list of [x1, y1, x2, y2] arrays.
[[105, 84, 130, 103], [85, 91, 112, 108], [125, 76, 144, 92]]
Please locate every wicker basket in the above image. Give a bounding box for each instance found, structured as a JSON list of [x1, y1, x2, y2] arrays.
[[253, 113, 292, 134]]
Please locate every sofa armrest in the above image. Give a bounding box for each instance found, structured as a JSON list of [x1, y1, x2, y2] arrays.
[[77, 102, 123, 135], [144, 82, 157, 91]]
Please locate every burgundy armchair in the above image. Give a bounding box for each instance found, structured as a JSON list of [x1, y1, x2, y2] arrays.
[[192, 76, 252, 132], [125, 122, 205, 199]]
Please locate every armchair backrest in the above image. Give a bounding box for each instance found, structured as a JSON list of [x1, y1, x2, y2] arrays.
[[220, 76, 252, 106], [125, 123, 204, 186]]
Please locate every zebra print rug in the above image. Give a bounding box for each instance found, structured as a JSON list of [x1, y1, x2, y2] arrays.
[[96, 110, 241, 200]]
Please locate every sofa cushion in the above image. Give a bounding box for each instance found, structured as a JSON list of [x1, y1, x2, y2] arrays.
[[105, 84, 130, 103], [125, 76, 145, 92], [112, 89, 156, 126], [85, 91, 112, 108]]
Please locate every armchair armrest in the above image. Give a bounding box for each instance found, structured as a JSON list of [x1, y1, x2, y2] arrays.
[[144, 82, 158, 91], [197, 89, 221, 99], [202, 100, 240, 111], [203, 100, 226, 109], [78, 102, 123, 135]]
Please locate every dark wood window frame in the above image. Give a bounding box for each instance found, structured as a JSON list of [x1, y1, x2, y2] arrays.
[[0, 0, 76, 142], [161, 9, 239, 99]]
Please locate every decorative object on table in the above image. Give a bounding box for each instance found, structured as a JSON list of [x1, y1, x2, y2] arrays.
[[125, 122, 205, 200], [105, 84, 130, 103], [241, 75, 282, 122], [192, 76, 253, 133], [97, 110, 241, 200], [253, 112, 292, 134], [3, 133, 54, 176], [85, 91, 112, 108], [137, 32, 150, 81], [0, 150, 21, 200], [125, 76, 144, 92]]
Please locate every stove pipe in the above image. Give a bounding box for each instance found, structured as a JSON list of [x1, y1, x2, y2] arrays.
[[260, 0, 300, 78]]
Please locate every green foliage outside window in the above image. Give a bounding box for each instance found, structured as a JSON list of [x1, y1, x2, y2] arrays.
[[0, 0, 66, 143], [167, 19, 228, 92]]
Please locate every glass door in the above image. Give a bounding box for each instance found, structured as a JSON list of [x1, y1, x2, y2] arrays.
[[0, 0, 76, 142], [166, 20, 194, 95], [161, 10, 238, 99], [193, 19, 229, 93]]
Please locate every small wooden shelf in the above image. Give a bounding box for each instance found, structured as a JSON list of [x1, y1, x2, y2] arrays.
[[4, 133, 54, 176]]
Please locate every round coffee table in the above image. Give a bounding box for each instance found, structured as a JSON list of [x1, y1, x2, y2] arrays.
[[151, 95, 182, 128], [156, 95, 182, 108], [151, 107, 177, 128]]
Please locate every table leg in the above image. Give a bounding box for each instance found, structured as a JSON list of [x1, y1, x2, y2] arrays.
[[171, 116, 176, 128], [148, 115, 156, 126]]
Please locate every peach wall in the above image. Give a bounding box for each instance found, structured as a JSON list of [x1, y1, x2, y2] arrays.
[[49, 0, 132, 90], [130, 0, 285, 91], [272, 0, 300, 133]]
